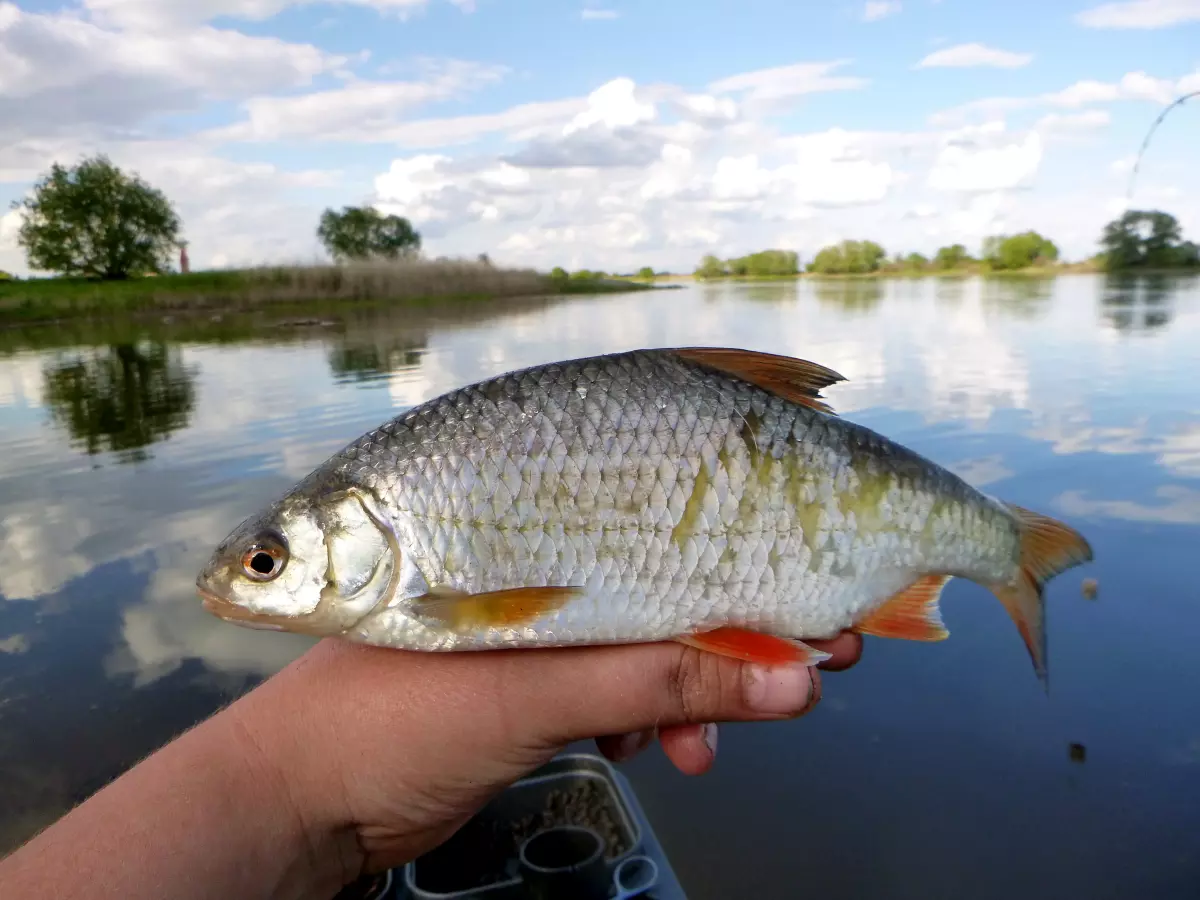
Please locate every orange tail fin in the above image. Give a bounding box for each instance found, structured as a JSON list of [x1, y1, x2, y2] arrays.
[[991, 504, 1093, 689]]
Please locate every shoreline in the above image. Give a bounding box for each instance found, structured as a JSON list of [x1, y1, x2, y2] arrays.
[[0, 264, 664, 327]]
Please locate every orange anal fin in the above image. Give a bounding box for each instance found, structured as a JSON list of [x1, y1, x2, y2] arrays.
[[411, 585, 581, 631], [675, 627, 832, 666], [673, 347, 845, 415], [852, 574, 952, 642]]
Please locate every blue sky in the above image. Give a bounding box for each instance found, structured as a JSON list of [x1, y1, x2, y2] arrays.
[[1, 0, 1198, 274]]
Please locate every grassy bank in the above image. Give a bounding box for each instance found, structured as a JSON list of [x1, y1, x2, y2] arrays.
[[0, 259, 656, 326]]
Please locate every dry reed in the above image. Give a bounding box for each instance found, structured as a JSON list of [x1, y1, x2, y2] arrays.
[[243, 258, 551, 302]]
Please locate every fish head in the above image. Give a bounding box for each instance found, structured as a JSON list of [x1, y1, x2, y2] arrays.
[[196, 485, 400, 636]]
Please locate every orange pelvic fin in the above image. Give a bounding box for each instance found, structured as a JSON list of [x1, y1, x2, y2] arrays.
[[673, 347, 845, 415], [852, 574, 952, 642], [990, 504, 1094, 689], [411, 585, 580, 631], [675, 627, 832, 666]]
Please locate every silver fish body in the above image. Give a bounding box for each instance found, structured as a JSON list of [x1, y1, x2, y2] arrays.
[[197, 348, 1092, 679]]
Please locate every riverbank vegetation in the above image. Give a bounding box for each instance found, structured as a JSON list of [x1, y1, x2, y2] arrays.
[[0, 258, 652, 325], [691, 210, 1198, 279], [2, 156, 654, 325]]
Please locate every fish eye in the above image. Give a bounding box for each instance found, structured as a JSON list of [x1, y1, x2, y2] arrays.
[[241, 532, 289, 582]]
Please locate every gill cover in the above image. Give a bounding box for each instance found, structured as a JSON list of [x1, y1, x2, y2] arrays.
[[312, 487, 402, 632]]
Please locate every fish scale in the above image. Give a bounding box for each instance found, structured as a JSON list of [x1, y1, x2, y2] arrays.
[[199, 347, 1093, 683]]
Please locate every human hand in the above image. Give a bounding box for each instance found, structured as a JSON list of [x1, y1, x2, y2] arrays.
[[228, 633, 863, 886]]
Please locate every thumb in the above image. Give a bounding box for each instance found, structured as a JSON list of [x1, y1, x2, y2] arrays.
[[515, 641, 822, 748]]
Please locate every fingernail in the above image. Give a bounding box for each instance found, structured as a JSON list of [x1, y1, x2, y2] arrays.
[[744, 663, 814, 715], [612, 728, 656, 761], [702, 723, 718, 757]]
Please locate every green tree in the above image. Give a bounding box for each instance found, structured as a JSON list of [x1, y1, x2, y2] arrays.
[[727, 250, 799, 277], [317, 206, 421, 262], [982, 231, 1059, 271], [934, 244, 971, 270], [13, 156, 181, 280], [0, 270, 12, 281], [807, 240, 886, 275], [636, 266, 656, 280], [903, 252, 929, 272], [1099, 210, 1197, 270], [695, 254, 728, 279], [549, 266, 569, 281]]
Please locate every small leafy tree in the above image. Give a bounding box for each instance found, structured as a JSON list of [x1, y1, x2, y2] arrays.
[[725, 250, 799, 277], [934, 243, 971, 270], [13, 156, 182, 280], [982, 231, 1059, 271], [317, 206, 421, 262], [807, 240, 886, 275], [1099, 210, 1198, 270], [694, 254, 728, 279], [636, 266, 656, 280]]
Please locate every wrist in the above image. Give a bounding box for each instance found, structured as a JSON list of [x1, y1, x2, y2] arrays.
[[221, 675, 365, 897]]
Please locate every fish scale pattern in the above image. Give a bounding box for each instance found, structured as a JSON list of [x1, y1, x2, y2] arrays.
[[323, 349, 1021, 650]]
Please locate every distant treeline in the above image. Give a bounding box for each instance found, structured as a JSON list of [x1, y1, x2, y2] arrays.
[[691, 209, 1200, 279]]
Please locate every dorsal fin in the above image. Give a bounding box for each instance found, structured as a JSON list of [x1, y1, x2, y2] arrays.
[[672, 347, 846, 415]]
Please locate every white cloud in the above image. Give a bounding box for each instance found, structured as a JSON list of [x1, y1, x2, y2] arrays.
[[928, 124, 1043, 194], [930, 67, 1191, 124], [563, 78, 654, 133], [1076, 0, 1200, 29], [916, 43, 1033, 69], [208, 60, 508, 142], [580, 7, 620, 19], [1034, 109, 1112, 134], [861, 1, 901, 21], [1110, 154, 1137, 174], [709, 60, 869, 103], [81, 0, 474, 31], [0, 2, 344, 137]]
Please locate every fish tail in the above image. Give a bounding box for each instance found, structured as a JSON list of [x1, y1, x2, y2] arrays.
[[990, 503, 1094, 690]]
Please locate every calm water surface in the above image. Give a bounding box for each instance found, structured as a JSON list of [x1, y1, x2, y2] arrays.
[[1, 275, 1198, 898]]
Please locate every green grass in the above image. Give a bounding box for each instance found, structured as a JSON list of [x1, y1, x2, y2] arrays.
[[0, 259, 659, 325]]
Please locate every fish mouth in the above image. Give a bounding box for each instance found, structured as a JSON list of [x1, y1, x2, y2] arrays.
[[197, 585, 288, 631]]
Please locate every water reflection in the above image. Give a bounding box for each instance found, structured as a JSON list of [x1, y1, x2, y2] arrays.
[[811, 277, 883, 313], [2, 276, 1200, 897], [981, 276, 1053, 320], [327, 331, 428, 385], [41, 342, 197, 462], [1099, 273, 1181, 334], [737, 281, 800, 305], [933, 276, 967, 306]]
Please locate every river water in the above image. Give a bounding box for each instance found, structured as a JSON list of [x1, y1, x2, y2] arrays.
[[1, 274, 1197, 898]]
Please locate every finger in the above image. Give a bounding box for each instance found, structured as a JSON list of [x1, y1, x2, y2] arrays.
[[658, 724, 718, 776], [506, 641, 823, 748], [595, 728, 656, 764], [809, 631, 864, 672]]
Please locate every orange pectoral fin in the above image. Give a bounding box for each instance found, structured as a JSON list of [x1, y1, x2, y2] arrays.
[[675, 627, 832, 666], [411, 585, 581, 631], [852, 574, 952, 641]]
